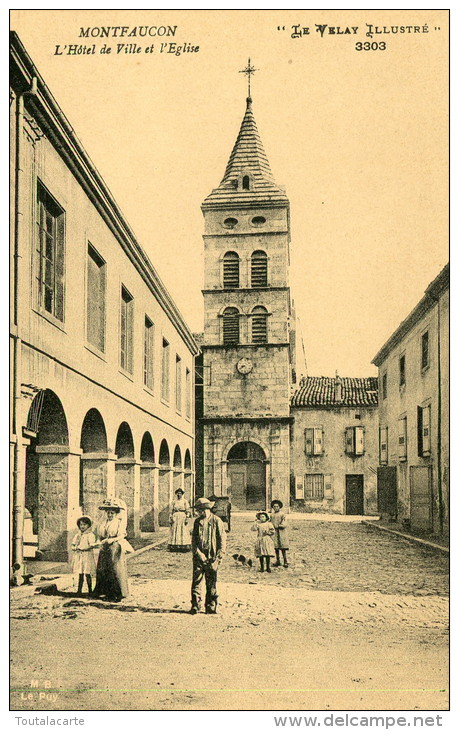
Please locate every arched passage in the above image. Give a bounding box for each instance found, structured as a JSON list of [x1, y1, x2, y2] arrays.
[[140, 432, 156, 532], [115, 422, 135, 535], [173, 444, 183, 496], [25, 389, 69, 559], [158, 439, 171, 526], [79, 409, 108, 521], [184, 448, 192, 497], [227, 441, 267, 510]]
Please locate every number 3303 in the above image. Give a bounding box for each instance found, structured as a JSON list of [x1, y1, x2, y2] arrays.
[[356, 41, 387, 51]]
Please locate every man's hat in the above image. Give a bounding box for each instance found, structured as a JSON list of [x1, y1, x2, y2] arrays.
[[194, 497, 215, 510]]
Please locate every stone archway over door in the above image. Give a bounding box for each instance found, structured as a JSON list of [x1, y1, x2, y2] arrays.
[[227, 442, 266, 510]]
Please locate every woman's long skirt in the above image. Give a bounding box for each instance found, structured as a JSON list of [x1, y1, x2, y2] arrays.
[[168, 512, 191, 552], [93, 542, 129, 600]]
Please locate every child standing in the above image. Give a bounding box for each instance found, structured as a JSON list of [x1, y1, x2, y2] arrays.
[[252, 512, 275, 573], [72, 516, 96, 596], [270, 499, 289, 567]]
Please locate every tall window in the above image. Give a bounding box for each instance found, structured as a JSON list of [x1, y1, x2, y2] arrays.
[[242, 175, 250, 190], [417, 405, 431, 456], [379, 426, 388, 464], [185, 367, 191, 419], [304, 474, 324, 500], [399, 354, 406, 386], [120, 286, 134, 373], [421, 331, 429, 369], [345, 426, 365, 456], [144, 316, 154, 389], [36, 181, 65, 321], [382, 372, 387, 400], [87, 244, 106, 352], [398, 416, 407, 461], [223, 251, 240, 289], [251, 250, 268, 288], [161, 338, 170, 401], [222, 307, 240, 345], [251, 306, 268, 344], [304, 427, 324, 456], [175, 355, 182, 412]]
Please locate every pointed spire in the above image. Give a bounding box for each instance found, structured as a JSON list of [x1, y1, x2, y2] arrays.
[[202, 97, 288, 210]]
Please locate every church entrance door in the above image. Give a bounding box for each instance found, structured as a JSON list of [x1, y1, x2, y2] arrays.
[[227, 442, 266, 510]]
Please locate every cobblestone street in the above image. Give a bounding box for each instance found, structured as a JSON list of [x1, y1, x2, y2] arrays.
[[10, 515, 448, 712]]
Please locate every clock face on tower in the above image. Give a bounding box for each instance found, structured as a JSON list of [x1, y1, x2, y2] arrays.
[[237, 357, 253, 375]]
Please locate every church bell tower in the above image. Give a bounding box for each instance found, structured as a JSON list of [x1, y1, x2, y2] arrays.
[[200, 68, 294, 510]]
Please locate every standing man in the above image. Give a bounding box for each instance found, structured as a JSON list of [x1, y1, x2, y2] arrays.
[[190, 497, 226, 614]]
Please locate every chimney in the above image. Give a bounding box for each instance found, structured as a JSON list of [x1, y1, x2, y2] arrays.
[[334, 371, 342, 402]]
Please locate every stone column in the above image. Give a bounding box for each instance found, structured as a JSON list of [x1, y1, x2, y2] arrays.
[[35, 445, 70, 561], [140, 461, 156, 532]]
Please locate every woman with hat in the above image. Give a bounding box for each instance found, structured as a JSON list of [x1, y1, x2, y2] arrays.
[[92, 498, 132, 602], [71, 515, 96, 596], [270, 499, 290, 568], [168, 488, 192, 552]]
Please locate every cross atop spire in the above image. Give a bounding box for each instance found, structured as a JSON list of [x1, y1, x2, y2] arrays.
[[239, 58, 257, 99]]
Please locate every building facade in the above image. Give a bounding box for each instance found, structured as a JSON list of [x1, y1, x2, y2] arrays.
[[200, 96, 295, 510], [10, 33, 199, 564], [290, 375, 379, 514], [372, 264, 449, 534]]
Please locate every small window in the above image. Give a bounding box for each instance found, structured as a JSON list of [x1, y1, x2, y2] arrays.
[[223, 217, 238, 229], [175, 355, 182, 412], [251, 216, 266, 226], [162, 338, 170, 401], [242, 175, 250, 190], [222, 307, 240, 345], [223, 251, 240, 289], [36, 181, 65, 321], [304, 474, 324, 500], [120, 286, 134, 373], [304, 427, 324, 456], [421, 331, 429, 370], [144, 316, 154, 389], [251, 250, 268, 288], [251, 306, 268, 344], [398, 416, 407, 461], [399, 355, 406, 386], [382, 372, 387, 400]]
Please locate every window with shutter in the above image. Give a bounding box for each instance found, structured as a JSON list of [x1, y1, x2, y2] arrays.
[[222, 307, 240, 345], [223, 252, 240, 289], [379, 426, 388, 464], [421, 331, 429, 369], [304, 428, 314, 455], [313, 427, 324, 455], [251, 250, 268, 288], [382, 372, 387, 399], [87, 244, 106, 352], [36, 182, 65, 321], [304, 474, 324, 500], [422, 404, 431, 456], [355, 426, 365, 455], [251, 306, 268, 344], [304, 428, 324, 456], [143, 316, 154, 389], [399, 354, 406, 386], [120, 286, 134, 373], [398, 416, 407, 461], [345, 427, 355, 454], [161, 338, 170, 400], [175, 355, 182, 412]]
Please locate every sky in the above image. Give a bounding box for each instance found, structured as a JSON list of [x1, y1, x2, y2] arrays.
[[9, 9, 449, 377]]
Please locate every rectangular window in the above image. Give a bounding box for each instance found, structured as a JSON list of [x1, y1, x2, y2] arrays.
[[399, 354, 406, 386], [421, 331, 429, 369], [185, 367, 191, 419], [418, 404, 431, 456], [120, 286, 134, 373], [382, 372, 387, 400], [86, 244, 106, 352], [143, 316, 154, 389], [398, 416, 407, 461], [36, 181, 65, 321], [162, 338, 170, 401], [175, 355, 182, 412], [304, 427, 324, 456], [304, 474, 324, 500], [345, 426, 365, 456], [379, 426, 388, 465]]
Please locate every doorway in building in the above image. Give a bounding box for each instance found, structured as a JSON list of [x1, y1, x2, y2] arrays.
[[345, 474, 364, 515], [377, 466, 397, 518], [227, 442, 266, 510], [410, 465, 433, 532]]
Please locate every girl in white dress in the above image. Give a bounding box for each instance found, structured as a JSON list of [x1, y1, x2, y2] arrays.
[[251, 511, 275, 573], [72, 516, 96, 596]]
